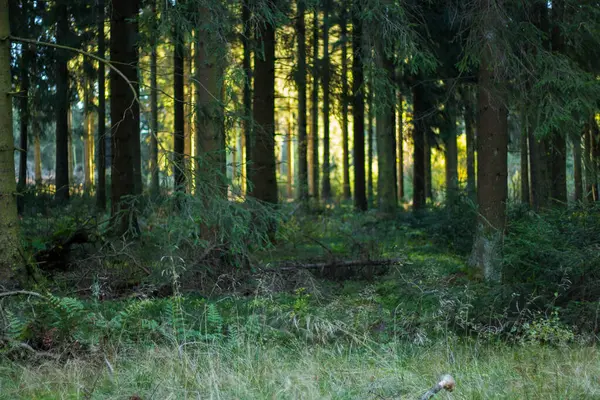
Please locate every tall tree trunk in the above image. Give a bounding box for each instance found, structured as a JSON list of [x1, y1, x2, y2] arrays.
[[469, 1, 508, 283], [425, 133, 432, 200], [83, 76, 94, 192], [242, 0, 252, 196], [529, 134, 551, 210], [366, 70, 374, 206], [68, 107, 74, 185], [55, 1, 70, 201], [149, 0, 159, 198], [96, 0, 107, 210], [397, 92, 404, 202], [584, 120, 593, 202], [286, 111, 293, 198], [520, 111, 530, 205], [17, 44, 30, 214], [296, 0, 308, 201], [375, 43, 397, 214], [412, 82, 426, 211], [352, 0, 366, 211], [310, 8, 320, 200], [184, 49, 193, 193], [444, 101, 458, 204], [111, 0, 140, 234], [592, 118, 600, 201], [0, 0, 22, 283], [173, 21, 186, 192], [463, 86, 476, 201], [249, 3, 277, 204], [196, 8, 226, 197], [34, 127, 42, 186], [321, 0, 332, 199], [340, 1, 350, 200], [573, 128, 583, 203]]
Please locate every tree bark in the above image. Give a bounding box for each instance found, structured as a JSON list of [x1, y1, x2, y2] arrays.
[[592, 118, 600, 201], [248, 3, 277, 204], [242, 0, 252, 195], [149, 0, 159, 198], [352, 1, 367, 211], [310, 8, 320, 200], [520, 111, 530, 205], [196, 7, 226, 198], [55, 1, 70, 201], [340, 1, 351, 200], [96, 0, 107, 210], [321, 0, 332, 199], [584, 120, 594, 202], [366, 71, 374, 206], [34, 128, 42, 187], [173, 21, 186, 192], [83, 76, 94, 192], [425, 132, 432, 201], [463, 86, 476, 201], [0, 0, 22, 283], [469, 1, 508, 283], [17, 43, 30, 214], [573, 128, 583, 203], [529, 134, 551, 210], [295, 0, 308, 201], [412, 82, 426, 211], [375, 42, 397, 214], [110, 0, 141, 234], [184, 48, 193, 193]]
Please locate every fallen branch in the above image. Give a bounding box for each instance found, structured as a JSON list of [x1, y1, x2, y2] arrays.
[[419, 374, 456, 400], [1, 338, 60, 360], [0, 290, 46, 299], [264, 258, 403, 272]]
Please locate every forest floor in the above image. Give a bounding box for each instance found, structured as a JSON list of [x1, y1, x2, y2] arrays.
[[2, 205, 600, 399]]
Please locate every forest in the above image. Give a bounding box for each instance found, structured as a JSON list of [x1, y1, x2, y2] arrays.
[[1, 0, 600, 398]]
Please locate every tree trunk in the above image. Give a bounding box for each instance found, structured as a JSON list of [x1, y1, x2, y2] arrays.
[[286, 113, 293, 198], [321, 0, 331, 199], [55, 1, 70, 201], [296, 0, 308, 201], [68, 107, 74, 185], [149, 0, 159, 198], [340, 1, 350, 200], [366, 71, 374, 206], [196, 8, 226, 197], [444, 101, 458, 203], [469, 4, 508, 283], [96, 0, 107, 210], [173, 21, 186, 192], [463, 86, 476, 201], [17, 44, 30, 214], [0, 0, 22, 283], [529, 134, 551, 210], [242, 0, 252, 196], [425, 133, 432, 201], [573, 128, 583, 203], [397, 93, 404, 202], [592, 118, 600, 201], [34, 128, 42, 187], [352, 1, 366, 211], [520, 111, 530, 205], [83, 77, 94, 192], [584, 120, 593, 202], [310, 8, 320, 200], [412, 82, 426, 211], [375, 43, 397, 214], [184, 48, 193, 193], [110, 0, 140, 234]]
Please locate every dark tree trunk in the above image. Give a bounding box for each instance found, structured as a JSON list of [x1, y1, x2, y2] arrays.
[[242, 0, 252, 195], [173, 22, 186, 192], [425, 133, 432, 201], [584, 120, 594, 202], [296, 0, 308, 201], [375, 43, 397, 213], [463, 86, 476, 201], [352, 1, 366, 211], [340, 1, 350, 200], [367, 68, 374, 206], [444, 101, 458, 203], [96, 0, 107, 210], [249, 2, 277, 204], [529, 134, 551, 210], [55, 1, 70, 202], [573, 127, 583, 203], [321, 0, 331, 199], [110, 0, 140, 234], [397, 92, 404, 202], [520, 111, 530, 205], [469, 5, 508, 283], [310, 8, 320, 200], [592, 119, 600, 201], [149, 0, 159, 198], [17, 44, 30, 215], [412, 82, 426, 211]]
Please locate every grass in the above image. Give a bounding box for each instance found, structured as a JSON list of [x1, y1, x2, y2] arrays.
[[1, 339, 599, 399]]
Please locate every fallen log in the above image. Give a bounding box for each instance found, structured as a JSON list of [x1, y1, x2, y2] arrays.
[[263, 258, 404, 272]]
